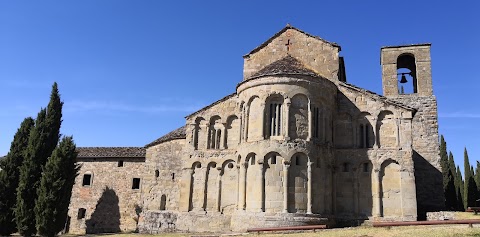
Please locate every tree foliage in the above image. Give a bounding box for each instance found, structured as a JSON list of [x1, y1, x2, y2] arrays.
[[35, 136, 79, 237], [15, 83, 64, 236], [0, 118, 34, 236]]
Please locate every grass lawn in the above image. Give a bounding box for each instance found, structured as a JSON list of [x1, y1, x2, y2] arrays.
[[79, 212, 480, 237]]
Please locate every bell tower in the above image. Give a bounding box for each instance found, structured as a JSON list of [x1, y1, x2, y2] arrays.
[[380, 44, 432, 97]]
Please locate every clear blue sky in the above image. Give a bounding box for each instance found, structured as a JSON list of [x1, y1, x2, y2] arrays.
[[1, 1, 479, 171]]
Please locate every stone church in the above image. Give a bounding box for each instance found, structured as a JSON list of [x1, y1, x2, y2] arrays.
[[67, 25, 443, 234]]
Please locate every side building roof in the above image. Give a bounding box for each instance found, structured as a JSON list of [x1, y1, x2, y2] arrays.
[[76, 147, 146, 158], [145, 125, 187, 148]]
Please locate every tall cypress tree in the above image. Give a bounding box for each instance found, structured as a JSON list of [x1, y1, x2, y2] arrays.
[[0, 118, 34, 236], [455, 165, 465, 211], [15, 83, 63, 236], [35, 136, 79, 237], [475, 161, 480, 201], [16, 109, 48, 236], [439, 135, 456, 209], [464, 148, 477, 209]]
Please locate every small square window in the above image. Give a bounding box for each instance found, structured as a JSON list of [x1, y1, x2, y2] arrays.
[[77, 208, 86, 219], [82, 174, 92, 186], [132, 178, 141, 189], [118, 161, 124, 167]]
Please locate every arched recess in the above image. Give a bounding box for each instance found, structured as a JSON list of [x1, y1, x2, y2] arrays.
[[263, 152, 284, 213], [380, 159, 402, 217], [194, 117, 206, 150], [289, 94, 309, 140], [247, 97, 263, 141], [378, 111, 396, 148], [220, 160, 238, 214], [288, 153, 308, 213], [357, 161, 373, 217], [336, 161, 354, 214], [397, 54, 417, 94], [190, 162, 204, 211], [334, 113, 353, 148], [357, 112, 375, 148], [265, 94, 284, 138], [226, 115, 240, 149], [208, 116, 222, 149], [245, 153, 259, 211], [205, 162, 218, 211], [160, 194, 167, 210]]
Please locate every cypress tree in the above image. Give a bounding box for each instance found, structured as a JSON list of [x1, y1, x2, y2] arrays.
[[35, 136, 79, 237], [15, 83, 63, 236], [464, 148, 477, 209], [439, 135, 456, 209], [0, 118, 34, 236], [475, 161, 480, 201], [16, 109, 48, 236], [455, 165, 464, 211]]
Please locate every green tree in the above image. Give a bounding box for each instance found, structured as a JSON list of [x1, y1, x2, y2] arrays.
[[35, 136, 79, 237], [439, 135, 456, 209], [455, 165, 464, 211], [475, 161, 480, 201], [15, 82, 64, 237], [0, 118, 34, 236], [464, 148, 477, 209]]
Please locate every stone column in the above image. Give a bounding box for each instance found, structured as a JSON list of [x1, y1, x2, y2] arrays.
[[257, 161, 264, 212], [189, 123, 196, 149], [283, 162, 290, 213], [201, 124, 209, 149], [395, 118, 400, 147], [238, 163, 247, 210], [307, 100, 312, 141], [285, 98, 291, 140], [332, 166, 337, 214], [275, 104, 281, 136], [179, 168, 194, 212], [260, 102, 265, 139], [373, 168, 382, 217], [244, 105, 250, 141], [353, 171, 359, 216], [307, 161, 313, 214], [216, 167, 222, 212], [372, 118, 379, 148]]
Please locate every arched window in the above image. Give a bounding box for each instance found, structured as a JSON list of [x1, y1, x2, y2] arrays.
[[266, 96, 283, 137], [397, 54, 417, 94], [155, 170, 159, 178]]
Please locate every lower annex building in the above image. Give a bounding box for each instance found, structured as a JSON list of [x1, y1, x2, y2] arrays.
[[67, 25, 444, 234]]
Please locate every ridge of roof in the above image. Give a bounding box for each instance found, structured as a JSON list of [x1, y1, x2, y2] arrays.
[[145, 125, 187, 148], [338, 82, 416, 111], [247, 55, 321, 80], [244, 24, 341, 58], [76, 147, 145, 158], [185, 93, 236, 119]]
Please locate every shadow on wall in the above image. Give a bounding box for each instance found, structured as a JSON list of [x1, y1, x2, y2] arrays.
[[86, 187, 121, 234], [413, 150, 443, 220]]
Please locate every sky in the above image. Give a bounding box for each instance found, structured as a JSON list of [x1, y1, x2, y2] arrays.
[[0, 1, 479, 171]]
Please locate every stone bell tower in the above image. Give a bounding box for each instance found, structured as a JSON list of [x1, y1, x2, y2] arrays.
[[380, 43, 444, 218], [381, 44, 432, 97]]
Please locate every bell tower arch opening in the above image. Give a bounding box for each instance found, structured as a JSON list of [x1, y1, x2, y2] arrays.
[[397, 54, 417, 94]]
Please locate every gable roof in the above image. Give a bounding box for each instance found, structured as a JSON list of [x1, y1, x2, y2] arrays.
[[77, 147, 145, 158], [145, 125, 187, 148], [338, 82, 416, 112], [244, 24, 341, 58], [248, 55, 321, 80]]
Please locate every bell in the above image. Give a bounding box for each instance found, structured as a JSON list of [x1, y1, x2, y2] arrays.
[[400, 74, 408, 83]]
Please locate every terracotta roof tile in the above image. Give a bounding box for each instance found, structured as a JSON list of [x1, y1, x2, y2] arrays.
[[76, 147, 145, 158], [248, 55, 320, 79], [145, 125, 186, 148]]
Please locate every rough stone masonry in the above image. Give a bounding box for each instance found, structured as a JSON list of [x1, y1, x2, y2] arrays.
[[67, 25, 443, 234]]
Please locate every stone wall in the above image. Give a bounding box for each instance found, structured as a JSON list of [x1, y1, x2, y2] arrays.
[[68, 157, 147, 234]]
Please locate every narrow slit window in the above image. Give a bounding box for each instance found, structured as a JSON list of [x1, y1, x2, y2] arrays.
[[118, 160, 124, 167], [77, 208, 86, 219]]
